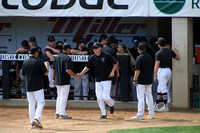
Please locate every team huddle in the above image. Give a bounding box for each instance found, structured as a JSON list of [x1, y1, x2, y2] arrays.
[[21, 36, 180, 129]]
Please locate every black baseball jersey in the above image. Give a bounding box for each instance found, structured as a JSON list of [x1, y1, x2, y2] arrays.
[[155, 48, 177, 69], [53, 52, 73, 85], [129, 47, 139, 60], [102, 44, 116, 57], [22, 56, 47, 92], [135, 52, 152, 85], [86, 52, 118, 82]]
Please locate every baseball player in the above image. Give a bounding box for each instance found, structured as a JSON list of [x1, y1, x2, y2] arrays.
[[101, 35, 119, 100], [21, 46, 49, 128], [154, 37, 180, 112], [132, 44, 154, 120], [45, 36, 62, 99], [52, 43, 80, 119], [102, 35, 117, 57], [79, 43, 118, 119], [99, 34, 108, 47], [29, 36, 42, 53], [16, 40, 29, 96], [71, 38, 89, 100]]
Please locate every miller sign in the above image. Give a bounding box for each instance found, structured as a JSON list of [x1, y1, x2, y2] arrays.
[[48, 17, 146, 42]]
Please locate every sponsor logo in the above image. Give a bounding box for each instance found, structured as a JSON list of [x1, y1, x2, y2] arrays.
[[68, 55, 89, 62], [0, 54, 89, 62], [0, 54, 30, 61], [192, 0, 200, 9], [2, 0, 128, 10], [154, 0, 186, 14]]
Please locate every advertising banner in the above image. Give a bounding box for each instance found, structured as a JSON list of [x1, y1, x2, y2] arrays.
[[0, 54, 89, 62], [150, 0, 200, 17], [0, 0, 199, 17], [0, 0, 148, 17]]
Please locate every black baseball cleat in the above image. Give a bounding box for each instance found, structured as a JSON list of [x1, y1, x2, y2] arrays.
[[110, 106, 115, 114], [99, 115, 107, 119], [33, 119, 43, 128], [59, 115, 72, 119], [56, 114, 60, 119]]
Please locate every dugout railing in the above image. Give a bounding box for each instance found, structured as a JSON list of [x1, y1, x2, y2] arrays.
[[0, 54, 131, 102]]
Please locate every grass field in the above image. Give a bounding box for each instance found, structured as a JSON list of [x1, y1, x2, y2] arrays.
[[108, 125, 200, 133]]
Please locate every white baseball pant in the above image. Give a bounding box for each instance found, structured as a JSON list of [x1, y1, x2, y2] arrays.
[[157, 68, 172, 93], [167, 74, 172, 103], [56, 85, 70, 116], [48, 66, 55, 88], [136, 84, 154, 117], [27, 89, 45, 123], [95, 80, 115, 116]]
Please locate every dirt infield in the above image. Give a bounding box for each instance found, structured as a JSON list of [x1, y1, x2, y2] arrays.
[[0, 106, 200, 133]]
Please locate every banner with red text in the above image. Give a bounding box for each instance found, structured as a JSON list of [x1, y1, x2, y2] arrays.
[[0, 17, 147, 53]]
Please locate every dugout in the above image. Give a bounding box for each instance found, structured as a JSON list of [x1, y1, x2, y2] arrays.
[[0, 54, 130, 102], [0, 0, 200, 109]]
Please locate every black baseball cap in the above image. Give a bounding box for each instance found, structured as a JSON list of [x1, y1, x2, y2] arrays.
[[99, 34, 108, 42], [156, 37, 166, 46], [108, 35, 118, 44], [63, 43, 71, 50], [137, 43, 146, 51], [77, 38, 86, 45], [29, 36, 37, 43], [113, 38, 118, 44], [140, 36, 147, 42], [132, 36, 140, 43], [88, 42, 94, 49], [21, 40, 29, 46], [150, 37, 158, 44], [48, 36, 55, 42], [93, 43, 103, 49], [30, 46, 39, 54]]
